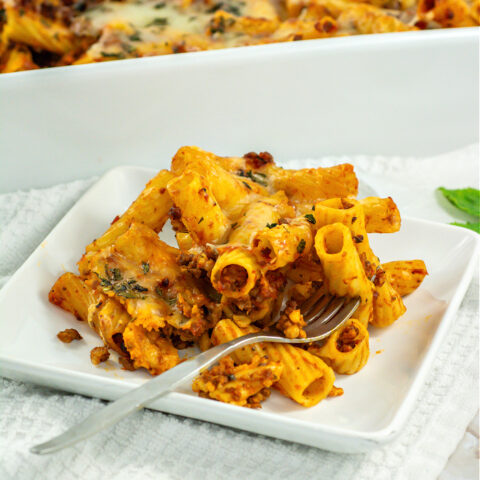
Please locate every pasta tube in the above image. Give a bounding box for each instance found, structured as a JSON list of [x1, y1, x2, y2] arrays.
[[167, 170, 230, 245], [210, 248, 260, 298], [171, 146, 265, 218], [382, 260, 428, 296], [211, 319, 335, 407], [83, 169, 173, 256], [314, 198, 406, 327], [309, 318, 369, 374], [252, 217, 313, 269], [314, 223, 373, 326], [49, 272, 133, 355], [3, 4, 78, 54], [359, 196, 401, 233]]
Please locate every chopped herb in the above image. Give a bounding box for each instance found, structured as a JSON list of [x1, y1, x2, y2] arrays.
[[266, 223, 277, 229], [227, 374, 236, 381], [312, 205, 316, 211], [154, 2, 165, 7], [155, 286, 176, 306], [304, 213, 316, 224], [242, 181, 252, 190], [129, 33, 141, 41], [297, 239, 306, 253], [198, 217, 204, 224], [100, 51, 124, 58], [40, 18, 50, 27], [231, 222, 238, 229], [98, 265, 148, 298], [111, 267, 122, 281], [237, 169, 268, 187], [53, 32, 60, 40], [146, 17, 169, 27], [19, 8, 25, 16], [0, 8, 6, 22], [353, 235, 364, 243], [142, 262, 150, 274], [188, 15, 197, 21]]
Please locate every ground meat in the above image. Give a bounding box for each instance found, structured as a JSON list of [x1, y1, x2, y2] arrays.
[[90, 346, 110, 365], [57, 328, 82, 343], [276, 299, 306, 339], [118, 356, 135, 371], [243, 151, 274, 169], [336, 325, 360, 352]]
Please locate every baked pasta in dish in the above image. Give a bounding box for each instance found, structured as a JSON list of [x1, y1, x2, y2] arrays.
[[49, 146, 428, 409], [1, 0, 478, 73]]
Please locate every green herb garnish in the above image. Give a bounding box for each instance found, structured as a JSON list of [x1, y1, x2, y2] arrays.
[[154, 2, 165, 7], [438, 187, 480, 217], [266, 223, 277, 229], [100, 51, 124, 58], [146, 17, 169, 27], [242, 181, 252, 190], [98, 265, 148, 298], [297, 239, 306, 254], [237, 169, 268, 187], [198, 217, 204, 224], [438, 187, 480, 233], [142, 262, 150, 274], [304, 213, 316, 224], [129, 33, 141, 41]]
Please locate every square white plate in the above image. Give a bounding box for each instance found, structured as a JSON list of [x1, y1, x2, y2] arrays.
[[0, 166, 478, 453]]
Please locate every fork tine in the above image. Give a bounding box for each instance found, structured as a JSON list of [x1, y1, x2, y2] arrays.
[[302, 294, 334, 323], [304, 297, 360, 339], [300, 289, 327, 317]]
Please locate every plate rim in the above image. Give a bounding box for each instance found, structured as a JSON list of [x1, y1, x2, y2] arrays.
[[0, 165, 478, 451]]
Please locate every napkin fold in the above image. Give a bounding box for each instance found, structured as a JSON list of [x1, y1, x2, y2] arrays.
[[0, 145, 478, 480]]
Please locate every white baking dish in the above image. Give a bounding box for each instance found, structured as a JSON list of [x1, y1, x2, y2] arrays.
[[0, 28, 478, 193]]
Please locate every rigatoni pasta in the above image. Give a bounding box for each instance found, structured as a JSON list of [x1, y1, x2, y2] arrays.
[[49, 145, 427, 410]]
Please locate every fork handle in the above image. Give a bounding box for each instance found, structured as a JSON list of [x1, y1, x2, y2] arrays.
[[30, 331, 279, 455]]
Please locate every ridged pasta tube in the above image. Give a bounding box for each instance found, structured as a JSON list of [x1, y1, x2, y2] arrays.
[[314, 223, 373, 326], [252, 218, 313, 269], [359, 197, 401, 233], [211, 319, 335, 407], [167, 170, 230, 245], [314, 199, 406, 327], [49, 272, 133, 355], [210, 248, 260, 299], [3, 5, 78, 54], [83, 169, 173, 258], [382, 260, 428, 296], [309, 319, 369, 374]]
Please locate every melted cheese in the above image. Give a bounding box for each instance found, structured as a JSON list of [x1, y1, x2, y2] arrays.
[[79, 0, 240, 36]]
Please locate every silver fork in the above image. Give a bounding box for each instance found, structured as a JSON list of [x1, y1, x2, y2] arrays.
[[31, 292, 360, 455]]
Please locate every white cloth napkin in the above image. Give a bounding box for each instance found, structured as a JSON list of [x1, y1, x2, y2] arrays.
[[0, 146, 478, 480]]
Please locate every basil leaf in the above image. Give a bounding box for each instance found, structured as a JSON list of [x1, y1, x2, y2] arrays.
[[438, 187, 480, 218]]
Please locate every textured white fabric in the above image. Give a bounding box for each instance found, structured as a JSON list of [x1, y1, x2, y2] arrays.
[[0, 146, 478, 480]]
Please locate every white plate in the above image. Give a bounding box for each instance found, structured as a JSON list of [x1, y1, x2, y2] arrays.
[[0, 166, 478, 453]]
